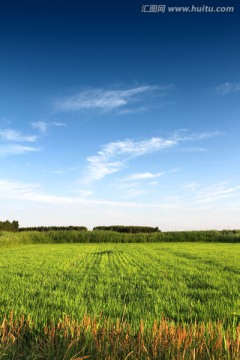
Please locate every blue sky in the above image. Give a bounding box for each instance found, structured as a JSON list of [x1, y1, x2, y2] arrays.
[[0, 0, 239, 230]]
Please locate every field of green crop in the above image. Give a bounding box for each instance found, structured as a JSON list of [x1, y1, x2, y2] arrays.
[[1, 240, 240, 359], [1, 242, 240, 326]]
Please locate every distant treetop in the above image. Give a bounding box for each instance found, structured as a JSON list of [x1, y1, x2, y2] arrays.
[[18, 226, 88, 232], [0, 220, 19, 232], [93, 225, 161, 234]]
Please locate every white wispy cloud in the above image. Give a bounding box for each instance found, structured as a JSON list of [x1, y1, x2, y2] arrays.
[[183, 181, 240, 206], [126, 172, 165, 181], [0, 179, 162, 208], [0, 179, 188, 216], [117, 106, 148, 115], [195, 183, 240, 203], [71, 189, 93, 197], [172, 130, 222, 141], [178, 147, 208, 153], [0, 127, 40, 156], [31, 121, 48, 133], [0, 129, 37, 142], [51, 122, 66, 127], [85, 137, 176, 181], [184, 182, 200, 191], [122, 189, 146, 198], [0, 179, 41, 194], [49, 170, 65, 174], [84, 130, 222, 182], [54, 85, 172, 113], [31, 121, 66, 133], [216, 82, 240, 95], [150, 181, 158, 186], [0, 145, 40, 157]]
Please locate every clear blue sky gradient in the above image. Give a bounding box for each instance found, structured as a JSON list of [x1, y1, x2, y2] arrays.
[[0, 0, 239, 229]]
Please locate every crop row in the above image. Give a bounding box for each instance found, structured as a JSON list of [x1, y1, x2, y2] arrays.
[[1, 243, 240, 327]]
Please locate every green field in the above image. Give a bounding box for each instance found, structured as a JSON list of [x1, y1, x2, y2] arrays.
[[1, 238, 240, 359], [1, 242, 240, 326]]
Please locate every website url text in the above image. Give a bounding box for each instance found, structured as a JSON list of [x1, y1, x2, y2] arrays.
[[141, 5, 235, 13]]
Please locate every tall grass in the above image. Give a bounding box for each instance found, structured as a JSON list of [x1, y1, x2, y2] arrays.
[[1, 229, 240, 247], [1, 313, 240, 359]]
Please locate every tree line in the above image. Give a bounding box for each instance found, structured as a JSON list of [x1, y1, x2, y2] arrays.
[[1, 220, 240, 237], [93, 225, 161, 233], [2, 222, 160, 233], [0, 220, 19, 232], [18, 226, 88, 232], [19, 225, 160, 233]]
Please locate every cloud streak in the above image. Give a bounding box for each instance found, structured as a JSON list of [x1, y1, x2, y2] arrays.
[[0, 145, 40, 157], [31, 121, 48, 134], [85, 137, 176, 181], [216, 82, 240, 95], [126, 172, 165, 181], [0, 127, 40, 157], [0, 179, 186, 215], [0, 129, 37, 142], [84, 130, 222, 182], [194, 183, 240, 203], [0, 179, 162, 208], [54, 85, 172, 113], [31, 121, 66, 134]]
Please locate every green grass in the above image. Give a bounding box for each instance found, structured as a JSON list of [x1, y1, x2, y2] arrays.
[[1, 239, 240, 358], [1, 242, 240, 327]]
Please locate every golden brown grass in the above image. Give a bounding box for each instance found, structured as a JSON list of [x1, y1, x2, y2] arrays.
[[1, 313, 240, 359]]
